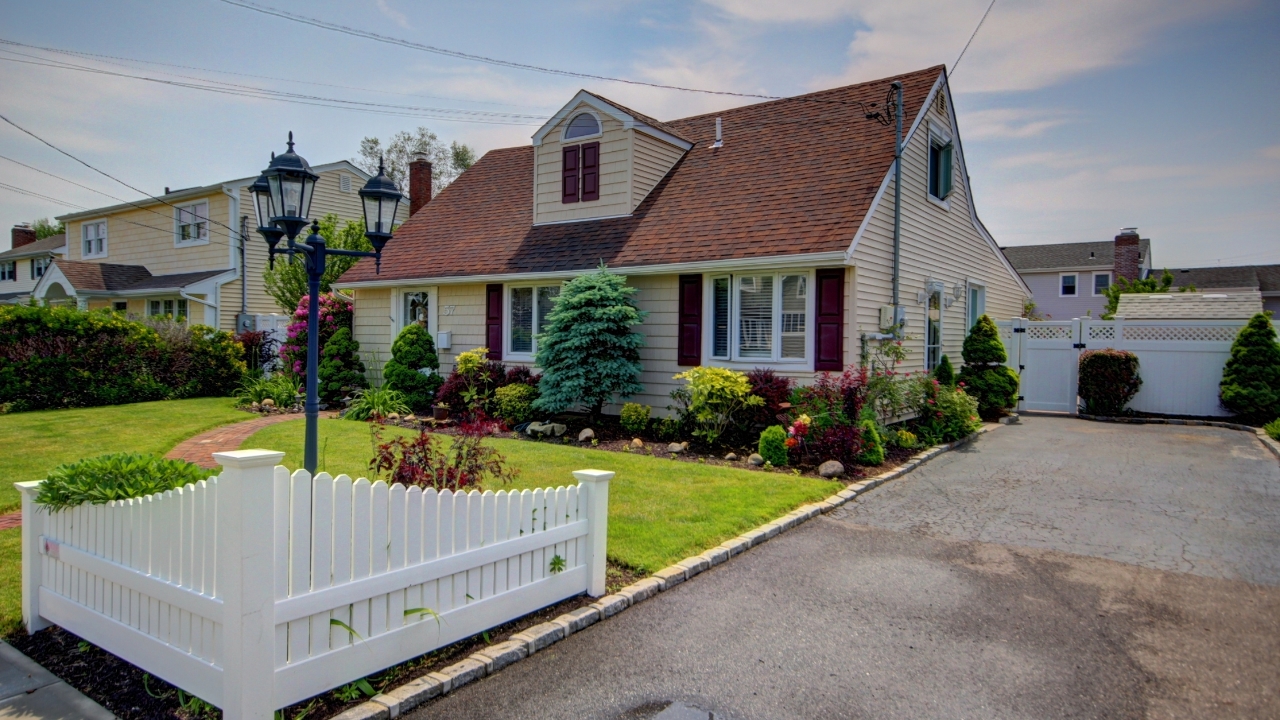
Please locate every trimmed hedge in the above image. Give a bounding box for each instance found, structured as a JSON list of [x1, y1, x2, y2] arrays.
[[1078, 349, 1142, 416], [958, 315, 1020, 419], [1219, 312, 1280, 421], [384, 324, 442, 414], [758, 425, 788, 466]]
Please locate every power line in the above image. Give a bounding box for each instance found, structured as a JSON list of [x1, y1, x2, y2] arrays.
[[0, 182, 86, 210], [952, 0, 996, 76], [218, 0, 789, 101], [0, 37, 540, 111], [0, 153, 134, 203]]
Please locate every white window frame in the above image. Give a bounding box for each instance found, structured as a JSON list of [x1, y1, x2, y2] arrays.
[[562, 110, 603, 142], [1059, 273, 1078, 297], [0, 261, 15, 282], [705, 270, 814, 366], [503, 282, 562, 361], [966, 280, 986, 330], [926, 122, 954, 208], [174, 200, 211, 247], [81, 219, 108, 259], [1092, 271, 1111, 296], [31, 256, 51, 280], [395, 286, 439, 337]]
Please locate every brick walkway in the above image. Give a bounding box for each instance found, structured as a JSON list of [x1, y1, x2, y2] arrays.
[[165, 411, 336, 469]]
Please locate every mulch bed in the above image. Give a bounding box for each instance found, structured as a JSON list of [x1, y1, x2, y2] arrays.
[[6, 563, 644, 720]]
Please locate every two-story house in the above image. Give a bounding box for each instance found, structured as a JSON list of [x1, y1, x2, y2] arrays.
[[0, 224, 65, 304], [32, 158, 385, 330], [1001, 230, 1153, 319], [334, 66, 1030, 411]]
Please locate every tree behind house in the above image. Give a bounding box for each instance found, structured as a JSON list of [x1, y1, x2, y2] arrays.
[[263, 214, 371, 314], [1101, 269, 1188, 319], [533, 265, 646, 421], [31, 218, 64, 240], [355, 127, 477, 199]]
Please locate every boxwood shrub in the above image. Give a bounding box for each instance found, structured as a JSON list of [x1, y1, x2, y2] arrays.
[[1078, 349, 1142, 416]]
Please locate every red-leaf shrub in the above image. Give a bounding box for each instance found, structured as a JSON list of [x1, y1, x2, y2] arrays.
[[1078, 349, 1142, 416], [746, 367, 794, 427], [369, 415, 518, 491], [805, 423, 865, 468]]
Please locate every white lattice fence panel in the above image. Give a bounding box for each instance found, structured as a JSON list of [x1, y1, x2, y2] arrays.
[[1088, 324, 1116, 341], [1027, 324, 1073, 340], [1123, 325, 1241, 342]]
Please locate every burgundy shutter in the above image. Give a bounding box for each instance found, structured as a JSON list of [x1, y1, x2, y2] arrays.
[[580, 141, 600, 201], [561, 145, 580, 204], [813, 268, 844, 371], [485, 283, 503, 360], [677, 274, 702, 366]]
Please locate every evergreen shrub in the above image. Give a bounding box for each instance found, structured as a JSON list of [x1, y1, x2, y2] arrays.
[[1078, 349, 1142, 416], [620, 402, 651, 436], [1219, 312, 1280, 421], [856, 419, 885, 465], [384, 324, 442, 413], [934, 354, 955, 386], [317, 327, 366, 405], [494, 383, 539, 425], [758, 425, 788, 466], [534, 265, 646, 420], [957, 315, 1020, 419]]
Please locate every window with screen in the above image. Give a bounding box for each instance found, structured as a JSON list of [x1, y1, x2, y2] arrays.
[[508, 284, 560, 356]]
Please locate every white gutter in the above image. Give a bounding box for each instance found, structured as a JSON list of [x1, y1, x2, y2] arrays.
[[333, 251, 849, 290]]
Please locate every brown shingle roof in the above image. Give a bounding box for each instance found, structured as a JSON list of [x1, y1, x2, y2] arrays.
[[52, 260, 227, 292], [1167, 264, 1280, 293], [1001, 239, 1151, 271], [341, 66, 944, 284], [0, 234, 66, 261]]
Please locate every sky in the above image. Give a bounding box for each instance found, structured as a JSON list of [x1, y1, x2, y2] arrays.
[[0, 0, 1277, 268]]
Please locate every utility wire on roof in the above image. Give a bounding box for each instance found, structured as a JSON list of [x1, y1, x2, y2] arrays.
[[0, 182, 201, 237], [951, 0, 996, 76]]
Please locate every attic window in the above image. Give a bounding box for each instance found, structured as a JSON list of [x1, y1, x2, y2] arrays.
[[564, 113, 600, 140], [928, 132, 954, 201]]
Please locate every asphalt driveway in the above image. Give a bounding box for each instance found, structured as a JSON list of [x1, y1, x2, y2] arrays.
[[405, 417, 1280, 719]]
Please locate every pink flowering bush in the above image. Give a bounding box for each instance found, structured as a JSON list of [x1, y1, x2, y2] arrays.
[[279, 293, 354, 377]]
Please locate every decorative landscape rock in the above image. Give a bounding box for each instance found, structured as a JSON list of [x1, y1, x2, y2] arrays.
[[818, 460, 845, 478], [404, 414, 417, 422], [526, 422, 568, 438], [667, 442, 688, 454], [261, 398, 275, 408], [747, 453, 765, 466], [724, 452, 738, 461], [630, 437, 645, 449], [387, 412, 401, 421], [578, 428, 595, 442]]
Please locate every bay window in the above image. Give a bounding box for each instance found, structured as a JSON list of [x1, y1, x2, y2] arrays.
[[710, 272, 809, 363], [507, 284, 560, 357]]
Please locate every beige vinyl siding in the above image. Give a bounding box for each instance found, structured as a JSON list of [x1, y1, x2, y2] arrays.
[[849, 95, 1026, 373], [69, 192, 231, 272], [534, 104, 632, 224], [435, 284, 487, 370], [631, 132, 685, 210], [352, 288, 392, 385]]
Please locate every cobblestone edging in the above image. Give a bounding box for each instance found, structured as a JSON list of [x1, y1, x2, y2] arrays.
[[1078, 413, 1280, 462], [331, 425, 999, 719]]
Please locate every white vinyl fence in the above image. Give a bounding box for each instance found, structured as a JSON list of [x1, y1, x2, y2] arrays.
[[997, 316, 1271, 416], [18, 450, 612, 719]]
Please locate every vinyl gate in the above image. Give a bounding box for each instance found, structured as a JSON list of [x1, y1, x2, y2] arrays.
[[18, 450, 612, 719], [997, 317, 1268, 417]]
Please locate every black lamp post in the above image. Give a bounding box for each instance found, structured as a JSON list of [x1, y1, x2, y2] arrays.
[[253, 132, 403, 473]]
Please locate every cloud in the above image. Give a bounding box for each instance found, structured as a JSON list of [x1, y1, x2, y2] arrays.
[[963, 108, 1068, 140], [375, 0, 412, 31], [707, 0, 1241, 93]]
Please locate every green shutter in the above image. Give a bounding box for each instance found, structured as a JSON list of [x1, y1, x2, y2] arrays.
[[941, 144, 954, 198]]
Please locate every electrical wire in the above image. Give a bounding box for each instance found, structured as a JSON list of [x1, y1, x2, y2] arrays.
[[0, 182, 206, 237], [952, 0, 996, 76]]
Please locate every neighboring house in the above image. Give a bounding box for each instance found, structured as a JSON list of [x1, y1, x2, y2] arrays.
[[334, 66, 1029, 410], [1001, 230, 1152, 320], [1115, 289, 1264, 320], [0, 224, 65, 304], [32, 159, 389, 330], [1166, 264, 1280, 314]]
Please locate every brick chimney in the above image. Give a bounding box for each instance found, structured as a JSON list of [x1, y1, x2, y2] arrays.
[[408, 153, 433, 216], [1114, 228, 1141, 282], [11, 223, 37, 249]]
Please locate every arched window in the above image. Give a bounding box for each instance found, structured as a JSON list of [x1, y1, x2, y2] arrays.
[[564, 113, 600, 140]]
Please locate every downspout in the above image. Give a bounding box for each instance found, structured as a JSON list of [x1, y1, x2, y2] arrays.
[[890, 80, 904, 337]]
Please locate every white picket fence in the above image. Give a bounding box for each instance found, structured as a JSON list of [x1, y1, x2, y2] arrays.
[[997, 317, 1273, 416], [17, 450, 612, 719]]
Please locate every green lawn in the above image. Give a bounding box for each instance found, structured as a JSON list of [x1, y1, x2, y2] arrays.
[[0, 397, 250, 634], [244, 419, 842, 574]]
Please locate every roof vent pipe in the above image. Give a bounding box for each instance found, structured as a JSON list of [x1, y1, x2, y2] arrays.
[[711, 117, 723, 148]]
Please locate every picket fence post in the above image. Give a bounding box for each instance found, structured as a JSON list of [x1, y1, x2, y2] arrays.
[[572, 470, 613, 598], [15, 480, 50, 635], [213, 450, 285, 720]]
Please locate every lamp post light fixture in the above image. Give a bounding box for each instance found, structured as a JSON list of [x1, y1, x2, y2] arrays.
[[252, 132, 404, 473]]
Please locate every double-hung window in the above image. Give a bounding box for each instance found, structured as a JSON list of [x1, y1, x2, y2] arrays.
[[967, 283, 986, 330], [507, 284, 560, 357], [1092, 272, 1111, 296], [709, 272, 809, 363], [176, 201, 209, 245], [928, 131, 954, 201], [82, 220, 107, 258], [31, 257, 51, 279], [1060, 273, 1077, 297], [0, 262, 14, 282]]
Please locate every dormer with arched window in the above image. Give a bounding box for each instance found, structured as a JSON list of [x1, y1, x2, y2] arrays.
[[531, 91, 692, 225]]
